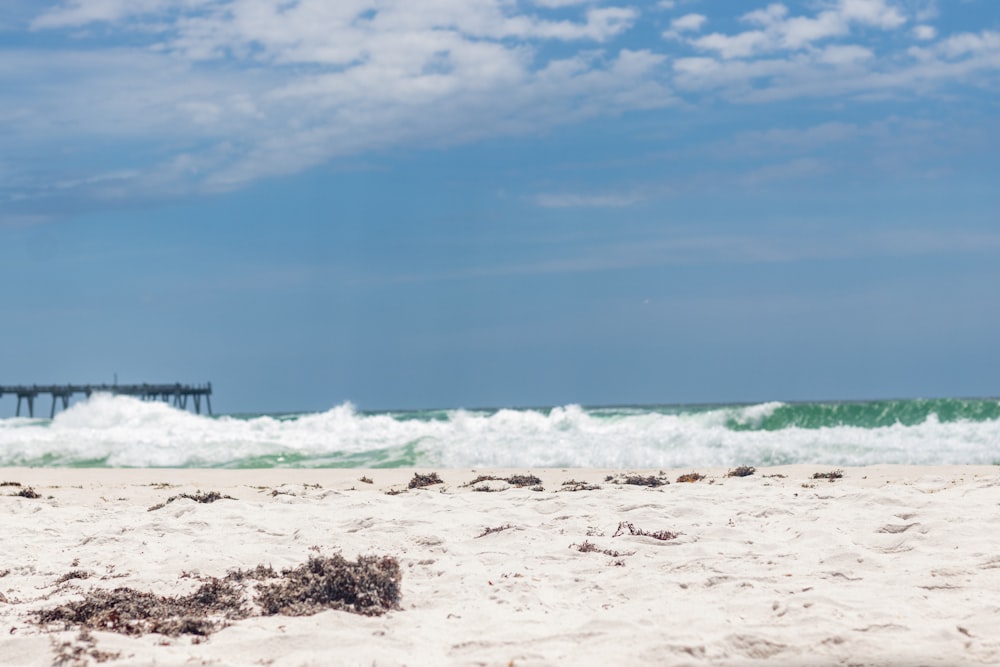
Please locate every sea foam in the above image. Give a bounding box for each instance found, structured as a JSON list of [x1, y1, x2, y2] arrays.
[[0, 394, 997, 468]]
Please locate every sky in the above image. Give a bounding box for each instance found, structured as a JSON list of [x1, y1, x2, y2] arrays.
[[1, 0, 999, 413]]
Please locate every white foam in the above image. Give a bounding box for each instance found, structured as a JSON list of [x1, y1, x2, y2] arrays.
[[0, 394, 998, 467]]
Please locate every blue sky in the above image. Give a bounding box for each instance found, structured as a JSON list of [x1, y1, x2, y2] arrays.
[[1, 0, 999, 413]]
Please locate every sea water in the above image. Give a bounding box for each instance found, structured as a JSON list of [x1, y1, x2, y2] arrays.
[[0, 394, 998, 468]]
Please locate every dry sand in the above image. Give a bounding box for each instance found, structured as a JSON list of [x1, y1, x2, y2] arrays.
[[2, 465, 1000, 666]]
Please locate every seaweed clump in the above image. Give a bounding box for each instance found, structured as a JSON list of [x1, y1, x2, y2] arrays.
[[35, 579, 249, 637], [408, 472, 443, 489], [476, 524, 513, 538], [256, 555, 401, 617], [560, 479, 601, 492], [13, 486, 41, 499], [506, 474, 542, 487], [813, 470, 844, 480], [606, 473, 670, 487], [35, 554, 402, 638], [148, 490, 236, 512], [613, 521, 680, 541], [727, 466, 757, 478], [676, 472, 705, 483]]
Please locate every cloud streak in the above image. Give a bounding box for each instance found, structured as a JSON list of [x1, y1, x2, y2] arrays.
[[3, 0, 999, 217]]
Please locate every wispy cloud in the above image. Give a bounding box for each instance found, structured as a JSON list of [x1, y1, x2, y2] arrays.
[[3, 0, 1000, 219]]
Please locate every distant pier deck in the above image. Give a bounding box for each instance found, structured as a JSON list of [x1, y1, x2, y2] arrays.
[[0, 383, 213, 418]]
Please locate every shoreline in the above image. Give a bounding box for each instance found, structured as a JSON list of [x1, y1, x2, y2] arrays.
[[4, 465, 1000, 665]]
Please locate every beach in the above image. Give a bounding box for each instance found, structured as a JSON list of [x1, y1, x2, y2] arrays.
[[3, 466, 1000, 666]]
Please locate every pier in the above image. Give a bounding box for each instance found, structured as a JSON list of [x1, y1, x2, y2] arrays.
[[0, 383, 213, 418]]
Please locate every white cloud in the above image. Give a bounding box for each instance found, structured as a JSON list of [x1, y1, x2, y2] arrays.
[[4, 0, 668, 201], [691, 0, 906, 59], [6, 0, 1000, 217], [670, 13, 707, 33]]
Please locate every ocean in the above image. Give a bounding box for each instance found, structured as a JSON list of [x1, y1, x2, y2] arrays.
[[0, 393, 998, 468]]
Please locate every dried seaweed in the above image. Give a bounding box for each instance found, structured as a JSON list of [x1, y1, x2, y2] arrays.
[[0, 481, 22, 487], [359, 476, 373, 484], [676, 472, 705, 483], [572, 541, 633, 557], [147, 490, 235, 512], [727, 466, 757, 477], [35, 579, 250, 637], [476, 524, 513, 538], [224, 565, 278, 582], [56, 571, 91, 585], [812, 470, 844, 480], [408, 472, 443, 489], [35, 554, 401, 638], [51, 629, 121, 666], [606, 474, 669, 487], [255, 555, 401, 617], [462, 475, 502, 487], [506, 474, 542, 487], [559, 479, 601, 492], [613, 521, 680, 541]]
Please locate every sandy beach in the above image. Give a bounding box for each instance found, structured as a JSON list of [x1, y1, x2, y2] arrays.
[[3, 465, 1000, 666]]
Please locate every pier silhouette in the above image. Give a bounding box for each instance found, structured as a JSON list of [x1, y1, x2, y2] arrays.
[[0, 383, 213, 418]]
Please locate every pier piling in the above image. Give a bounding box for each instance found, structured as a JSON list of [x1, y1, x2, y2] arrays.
[[0, 383, 213, 418]]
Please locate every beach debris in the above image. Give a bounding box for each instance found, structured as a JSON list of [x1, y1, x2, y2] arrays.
[[35, 554, 402, 638], [462, 474, 542, 488], [572, 540, 633, 557], [224, 565, 278, 582], [473, 484, 501, 493], [56, 571, 91, 585], [12, 486, 41, 499], [676, 472, 705, 483], [384, 488, 407, 496], [50, 629, 121, 665], [0, 481, 22, 487], [812, 470, 844, 480], [256, 554, 401, 617], [359, 476, 373, 484], [605, 473, 670, 487], [408, 472, 443, 489], [35, 578, 250, 637], [476, 524, 513, 538], [462, 475, 501, 487], [506, 474, 542, 487], [613, 521, 681, 541], [147, 490, 236, 512], [559, 479, 601, 492], [727, 466, 757, 478]]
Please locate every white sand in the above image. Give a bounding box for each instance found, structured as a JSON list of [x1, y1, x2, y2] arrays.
[[2, 465, 1000, 666]]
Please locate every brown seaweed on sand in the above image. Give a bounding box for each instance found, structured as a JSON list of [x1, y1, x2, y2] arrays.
[[408, 472, 443, 489], [256, 555, 401, 617], [560, 479, 601, 492], [35, 579, 250, 637], [613, 521, 681, 541], [12, 486, 42, 499], [35, 554, 402, 637], [147, 490, 235, 512], [813, 470, 844, 480], [606, 473, 670, 487], [476, 524, 513, 538], [676, 472, 705, 483], [727, 466, 757, 477]]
